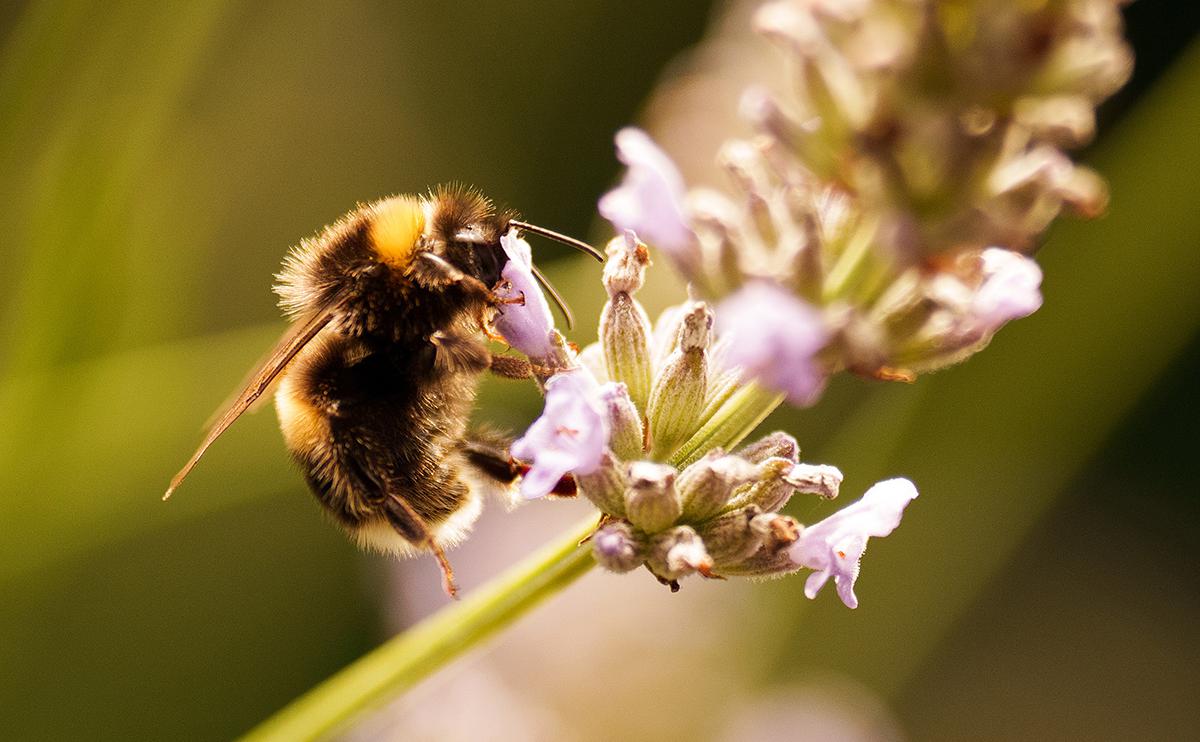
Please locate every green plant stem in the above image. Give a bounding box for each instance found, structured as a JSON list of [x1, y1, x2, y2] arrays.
[[240, 516, 599, 742]]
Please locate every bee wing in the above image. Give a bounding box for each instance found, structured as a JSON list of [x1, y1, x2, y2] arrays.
[[164, 310, 334, 500]]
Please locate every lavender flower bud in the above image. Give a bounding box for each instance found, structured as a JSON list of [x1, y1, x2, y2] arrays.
[[646, 302, 711, 458], [751, 512, 800, 553], [575, 451, 627, 518], [646, 526, 712, 581], [716, 548, 797, 578], [624, 461, 681, 534], [783, 463, 843, 501], [600, 232, 654, 411], [603, 230, 650, 294], [677, 451, 761, 522], [730, 457, 797, 512], [736, 431, 799, 464], [598, 382, 644, 462], [592, 521, 644, 573], [698, 505, 764, 566], [711, 514, 801, 578], [1014, 95, 1097, 148]]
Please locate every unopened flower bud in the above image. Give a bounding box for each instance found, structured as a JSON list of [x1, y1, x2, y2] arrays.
[[736, 431, 799, 464], [576, 451, 627, 517], [647, 303, 711, 457], [716, 546, 798, 578], [1059, 165, 1109, 218], [647, 525, 712, 581], [601, 233, 655, 410], [676, 301, 713, 352], [624, 462, 681, 533], [592, 521, 644, 573], [698, 505, 764, 566], [599, 382, 644, 461], [677, 452, 761, 521], [1014, 95, 1096, 147], [751, 513, 801, 553], [715, 513, 802, 577], [783, 463, 843, 500], [603, 230, 650, 295], [731, 457, 798, 512]]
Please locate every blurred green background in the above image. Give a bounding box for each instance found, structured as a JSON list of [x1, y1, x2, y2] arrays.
[[1, 1, 1197, 740]]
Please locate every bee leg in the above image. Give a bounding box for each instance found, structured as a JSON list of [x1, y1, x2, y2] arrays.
[[488, 354, 533, 379], [487, 354, 564, 380], [462, 438, 522, 483], [412, 252, 485, 291], [461, 438, 578, 497], [384, 493, 460, 599], [412, 252, 501, 304], [430, 330, 492, 374]]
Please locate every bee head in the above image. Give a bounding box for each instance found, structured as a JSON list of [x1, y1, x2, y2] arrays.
[[428, 186, 512, 288], [365, 188, 510, 288]]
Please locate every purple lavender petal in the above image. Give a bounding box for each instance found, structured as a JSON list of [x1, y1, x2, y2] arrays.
[[715, 282, 830, 406], [969, 247, 1044, 334], [511, 369, 611, 499], [789, 478, 918, 609], [494, 230, 556, 361], [598, 128, 695, 254]]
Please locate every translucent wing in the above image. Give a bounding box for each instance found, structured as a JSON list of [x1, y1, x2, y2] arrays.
[[164, 310, 334, 499]]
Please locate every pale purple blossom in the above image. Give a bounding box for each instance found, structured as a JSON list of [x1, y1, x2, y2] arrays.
[[968, 247, 1044, 334], [511, 369, 611, 499], [715, 282, 830, 406], [494, 230, 556, 360], [598, 128, 695, 255], [789, 478, 918, 609]]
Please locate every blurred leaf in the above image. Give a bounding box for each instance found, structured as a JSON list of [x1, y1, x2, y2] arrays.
[[0, 323, 290, 587], [0, 0, 230, 374]]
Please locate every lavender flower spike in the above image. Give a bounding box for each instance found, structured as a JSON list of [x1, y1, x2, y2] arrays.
[[494, 229, 556, 361], [716, 282, 830, 407], [598, 128, 695, 256], [511, 369, 611, 500], [790, 478, 918, 609]]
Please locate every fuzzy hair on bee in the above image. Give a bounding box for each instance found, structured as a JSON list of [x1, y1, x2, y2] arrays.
[[165, 185, 601, 597]]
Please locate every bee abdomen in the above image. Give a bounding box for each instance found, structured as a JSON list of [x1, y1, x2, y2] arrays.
[[276, 330, 486, 553]]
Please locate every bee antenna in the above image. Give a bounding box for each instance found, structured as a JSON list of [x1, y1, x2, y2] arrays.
[[530, 262, 575, 330], [508, 219, 604, 262]]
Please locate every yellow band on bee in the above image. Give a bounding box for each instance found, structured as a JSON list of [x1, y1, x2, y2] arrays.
[[369, 195, 426, 265]]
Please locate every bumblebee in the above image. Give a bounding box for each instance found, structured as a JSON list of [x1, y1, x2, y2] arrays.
[[166, 186, 600, 596]]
